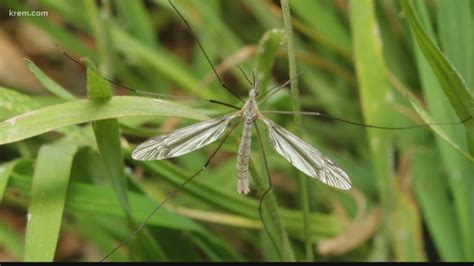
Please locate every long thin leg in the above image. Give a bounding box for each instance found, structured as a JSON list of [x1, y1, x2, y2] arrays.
[[168, 0, 244, 103], [100, 122, 240, 262], [60, 50, 241, 110], [261, 110, 473, 130], [254, 122, 283, 261]]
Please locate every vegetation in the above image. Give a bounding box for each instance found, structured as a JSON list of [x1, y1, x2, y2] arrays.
[[0, 0, 472, 262]]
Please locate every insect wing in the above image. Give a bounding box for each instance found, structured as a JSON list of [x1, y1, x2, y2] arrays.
[[132, 113, 238, 160], [261, 117, 351, 190]]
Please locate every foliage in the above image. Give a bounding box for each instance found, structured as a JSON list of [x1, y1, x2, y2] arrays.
[[0, 0, 472, 262]]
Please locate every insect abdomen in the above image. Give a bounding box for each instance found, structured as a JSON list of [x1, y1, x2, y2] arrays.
[[236, 121, 252, 194]]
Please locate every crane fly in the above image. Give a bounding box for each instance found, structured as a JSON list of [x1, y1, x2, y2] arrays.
[[131, 78, 351, 193]]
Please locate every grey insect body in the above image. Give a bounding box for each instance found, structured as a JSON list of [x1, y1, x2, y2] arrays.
[[236, 83, 260, 194]]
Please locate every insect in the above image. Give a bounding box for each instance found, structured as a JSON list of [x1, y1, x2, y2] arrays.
[[131, 78, 352, 193]]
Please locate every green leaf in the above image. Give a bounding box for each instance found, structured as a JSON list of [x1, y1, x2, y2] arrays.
[[402, 0, 474, 260], [401, 0, 474, 152], [0, 96, 207, 145], [24, 143, 79, 261], [0, 219, 23, 259], [350, 0, 394, 259], [412, 149, 463, 260], [7, 174, 207, 233], [0, 87, 40, 115], [24, 59, 76, 101], [253, 28, 284, 92], [0, 159, 23, 203], [290, 0, 351, 56]]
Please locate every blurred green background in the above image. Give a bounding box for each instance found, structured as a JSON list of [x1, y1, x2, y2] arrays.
[[0, 0, 473, 262]]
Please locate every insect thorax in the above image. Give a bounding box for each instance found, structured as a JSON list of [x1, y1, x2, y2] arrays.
[[241, 98, 259, 123]]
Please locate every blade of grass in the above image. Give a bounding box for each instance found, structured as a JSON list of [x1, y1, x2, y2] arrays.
[[23, 143, 79, 261], [350, 0, 395, 259], [7, 174, 206, 233], [435, 0, 472, 90], [84, 59, 130, 214], [289, 0, 351, 56], [24, 59, 76, 101], [281, 0, 311, 261], [387, 71, 474, 164], [84, 0, 113, 78], [402, 1, 474, 260], [0, 87, 41, 114], [0, 96, 207, 145], [411, 148, 463, 260], [388, 181, 426, 261], [0, 159, 23, 203], [0, 218, 23, 259], [135, 155, 342, 241], [114, 0, 157, 47], [84, 56, 166, 260], [401, 0, 474, 152], [253, 29, 284, 93]]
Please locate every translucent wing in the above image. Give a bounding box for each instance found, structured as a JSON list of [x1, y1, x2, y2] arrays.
[[261, 117, 351, 190], [132, 113, 238, 160]]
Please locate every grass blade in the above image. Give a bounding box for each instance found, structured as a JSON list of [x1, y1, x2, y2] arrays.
[[281, 0, 311, 261], [0, 96, 207, 145], [24, 59, 76, 101], [0, 160, 23, 203], [350, 0, 394, 259], [411, 149, 463, 260], [402, 1, 474, 260], [401, 0, 474, 152], [23, 143, 79, 261]]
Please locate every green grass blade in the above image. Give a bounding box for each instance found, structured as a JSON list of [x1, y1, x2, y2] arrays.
[[411, 149, 463, 260], [0, 219, 23, 259], [281, 0, 311, 261], [114, 0, 157, 47], [401, 0, 474, 152], [403, 1, 474, 260], [0, 159, 23, 203], [137, 156, 342, 240], [84, 59, 167, 261], [24, 59, 77, 101], [7, 174, 204, 233], [109, 24, 203, 97], [0, 88, 40, 114], [253, 29, 284, 92], [388, 73, 474, 164], [0, 96, 207, 145], [290, 0, 351, 57], [85, 59, 130, 213], [350, 0, 394, 259], [23, 143, 79, 261], [436, 0, 472, 89]]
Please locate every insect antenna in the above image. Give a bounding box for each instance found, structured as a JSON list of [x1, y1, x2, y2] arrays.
[[260, 110, 473, 130], [59, 49, 241, 110], [168, 0, 244, 103], [100, 122, 240, 261], [254, 122, 284, 261]]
